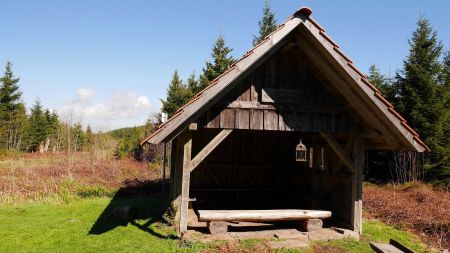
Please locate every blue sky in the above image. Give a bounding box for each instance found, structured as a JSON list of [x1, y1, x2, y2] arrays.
[[1, 1, 449, 131]]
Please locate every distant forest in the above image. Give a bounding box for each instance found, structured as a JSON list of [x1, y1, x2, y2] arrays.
[[0, 2, 448, 185]]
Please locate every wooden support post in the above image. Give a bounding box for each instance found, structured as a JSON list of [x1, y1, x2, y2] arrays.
[[179, 130, 192, 235], [320, 132, 356, 174], [169, 140, 177, 202], [162, 142, 167, 195], [351, 136, 364, 234]]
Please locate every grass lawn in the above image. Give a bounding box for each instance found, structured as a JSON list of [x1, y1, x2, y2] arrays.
[[0, 196, 428, 253]]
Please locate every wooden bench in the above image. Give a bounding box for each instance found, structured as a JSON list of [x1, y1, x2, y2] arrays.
[[198, 209, 332, 234]]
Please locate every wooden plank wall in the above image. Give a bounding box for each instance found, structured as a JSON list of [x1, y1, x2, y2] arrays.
[[189, 130, 353, 228], [196, 45, 355, 133]]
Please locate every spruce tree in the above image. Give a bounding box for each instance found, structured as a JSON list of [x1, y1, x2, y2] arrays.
[[0, 62, 26, 150], [161, 70, 191, 117], [396, 17, 449, 182], [27, 99, 48, 152], [253, 0, 277, 46], [368, 64, 396, 102], [187, 72, 200, 96], [199, 35, 235, 90]]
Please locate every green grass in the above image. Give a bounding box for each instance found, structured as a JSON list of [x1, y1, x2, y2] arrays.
[[0, 197, 429, 253], [0, 197, 201, 253], [303, 220, 428, 253]]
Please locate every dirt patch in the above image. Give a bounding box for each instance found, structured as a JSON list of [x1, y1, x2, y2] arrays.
[[363, 182, 449, 250]]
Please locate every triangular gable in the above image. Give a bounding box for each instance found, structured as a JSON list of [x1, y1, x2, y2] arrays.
[[142, 7, 428, 152]]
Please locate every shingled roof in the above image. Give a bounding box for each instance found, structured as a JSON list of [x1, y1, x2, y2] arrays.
[[141, 7, 429, 152]]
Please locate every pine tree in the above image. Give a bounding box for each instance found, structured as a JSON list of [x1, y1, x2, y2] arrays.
[[161, 70, 191, 117], [86, 125, 94, 146], [368, 64, 396, 102], [395, 17, 449, 183], [199, 35, 235, 90], [71, 123, 86, 151], [187, 72, 200, 96], [253, 0, 277, 46], [27, 99, 48, 152], [0, 62, 26, 150]]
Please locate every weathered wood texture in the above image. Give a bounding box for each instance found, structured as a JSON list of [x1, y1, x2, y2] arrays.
[[195, 44, 357, 133], [179, 131, 192, 234], [198, 209, 331, 222], [188, 130, 355, 230]]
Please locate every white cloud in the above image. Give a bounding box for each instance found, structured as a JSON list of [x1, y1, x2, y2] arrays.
[[60, 88, 153, 131]]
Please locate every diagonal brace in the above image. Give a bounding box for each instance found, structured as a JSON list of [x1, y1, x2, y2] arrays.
[[188, 129, 232, 172], [320, 132, 356, 174]]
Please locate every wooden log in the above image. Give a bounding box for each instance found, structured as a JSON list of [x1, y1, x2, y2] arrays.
[[198, 209, 332, 222], [208, 221, 228, 235], [300, 218, 323, 232]]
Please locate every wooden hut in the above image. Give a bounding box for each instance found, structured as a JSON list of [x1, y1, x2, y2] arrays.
[[142, 7, 428, 236]]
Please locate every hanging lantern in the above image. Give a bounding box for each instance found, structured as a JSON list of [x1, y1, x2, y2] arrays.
[[295, 138, 307, 162]]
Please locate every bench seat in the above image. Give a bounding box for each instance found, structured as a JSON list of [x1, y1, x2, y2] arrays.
[[198, 209, 332, 222]]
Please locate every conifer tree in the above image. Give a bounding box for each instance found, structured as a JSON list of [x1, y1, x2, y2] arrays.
[[253, 0, 277, 46], [161, 70, 191, 117], [395, 17, 449, 182], [187, 72, 200, 96], [0, 62, 26, 150], [368, 64, 396, 102], [199, 35, 235, 90], [27, 99, 48, 152], [86, 125, 94, 146]]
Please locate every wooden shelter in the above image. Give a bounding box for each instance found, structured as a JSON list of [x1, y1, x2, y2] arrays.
[[142, 7, 428, 236]]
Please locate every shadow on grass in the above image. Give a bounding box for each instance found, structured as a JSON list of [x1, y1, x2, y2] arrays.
[[88, 179, 176, 239]]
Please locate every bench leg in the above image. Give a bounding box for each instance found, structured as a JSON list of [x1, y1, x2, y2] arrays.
[[301, 219, 323, 232], [208, 221, 228, 235]]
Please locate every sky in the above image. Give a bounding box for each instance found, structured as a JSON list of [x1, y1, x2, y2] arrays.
[[1, 0, 449, 131]]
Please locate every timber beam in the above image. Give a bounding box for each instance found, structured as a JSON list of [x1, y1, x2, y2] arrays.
[[188, 129, 233, 172], [320, 132, 356, 174]]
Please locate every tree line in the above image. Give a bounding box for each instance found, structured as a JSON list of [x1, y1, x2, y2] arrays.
[[0, 62, 110, 156]]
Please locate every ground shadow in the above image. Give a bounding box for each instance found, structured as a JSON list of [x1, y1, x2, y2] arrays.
[[88, 178, 175, 239]]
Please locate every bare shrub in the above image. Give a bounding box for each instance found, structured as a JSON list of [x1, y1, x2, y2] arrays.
[[364, 183, 450, 250], [390, 151, 424, 184], [0, 152, 161, 204]]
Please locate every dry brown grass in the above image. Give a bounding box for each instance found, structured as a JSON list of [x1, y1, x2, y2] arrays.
[[363, 182, 450, 250], [0, 152, 161, 204]]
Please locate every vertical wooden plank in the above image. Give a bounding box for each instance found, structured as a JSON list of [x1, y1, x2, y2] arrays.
[[250, 109, 264, 130], [220, 109, 235, 128], [278, 112, 286, 131], [179, 131, 192, 234], [263, 110, 278, 130], [169, 140, 177, 201], [208, 109, 221, 128], [352, 135, 364, 234], [236, 109, 250, 129], [250, 84, 258, 102]]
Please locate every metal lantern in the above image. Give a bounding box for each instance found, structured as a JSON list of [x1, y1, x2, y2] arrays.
[[295, 138, 307, 162]]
